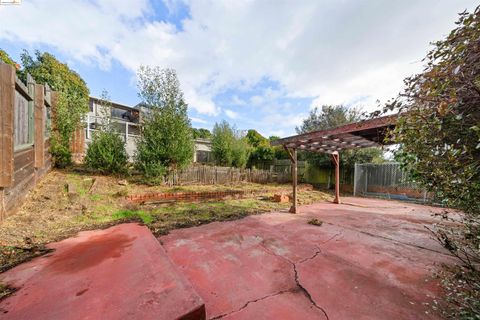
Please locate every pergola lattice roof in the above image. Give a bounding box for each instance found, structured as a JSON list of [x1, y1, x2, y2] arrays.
[[271, 114, 398, 153]]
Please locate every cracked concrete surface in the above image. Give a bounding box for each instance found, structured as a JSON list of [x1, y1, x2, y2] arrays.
[[160, 197, 455, 319], [256, 243, 329, 319]]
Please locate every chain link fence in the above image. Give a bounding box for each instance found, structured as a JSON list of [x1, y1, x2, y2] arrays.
[[353, 162, 431, 202]]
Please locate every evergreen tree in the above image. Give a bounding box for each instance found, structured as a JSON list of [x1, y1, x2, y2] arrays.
[[135, 66, 194, 179]]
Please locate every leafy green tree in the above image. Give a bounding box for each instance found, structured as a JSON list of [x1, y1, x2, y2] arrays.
[[245, 130, 275, 167], [211, 120, 235, 166], [269, 136, 290, 160], [245, 129, 265, 147], [298, 105, 361, 133], [0, 49, 17, 68], [296, 105, 384, 168], [387, 7, 480, 318], [192, 128, 212, 139], [85, 91, 128, 174], [135, 66, 194, 180], [232, 136, 250, 168], [211, 120, 250, 168], [21, 51, 89, 167]]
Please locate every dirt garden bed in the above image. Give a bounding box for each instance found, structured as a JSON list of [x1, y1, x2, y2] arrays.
[[0, 168, 331, 277]]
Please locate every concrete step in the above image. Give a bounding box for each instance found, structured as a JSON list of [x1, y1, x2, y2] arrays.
[[0, 223, 205, 320]]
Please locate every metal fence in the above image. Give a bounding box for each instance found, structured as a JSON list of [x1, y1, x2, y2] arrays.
[[353, 162, 430, 202]]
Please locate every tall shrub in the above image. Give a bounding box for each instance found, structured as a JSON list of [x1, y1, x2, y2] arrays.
[[232, 136, 250, 169], [21, 51, 89, 167], [135, 66, 194, 181], [388, 7, 480, 318], [211, 120, 250, 168], [211, 120, 235, 166]]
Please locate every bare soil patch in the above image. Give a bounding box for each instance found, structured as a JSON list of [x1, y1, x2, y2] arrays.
[[0, 168, 331, 274]]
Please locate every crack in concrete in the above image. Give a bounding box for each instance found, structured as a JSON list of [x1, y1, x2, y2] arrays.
[[209, 242, 332, 319], [210, 289, 292, 319], [292, 262, 329, 320], [258, 243, 330, 320], [323, 221, 450, 256], [320, 232, 343, 245], [298, 246, 322, 264]]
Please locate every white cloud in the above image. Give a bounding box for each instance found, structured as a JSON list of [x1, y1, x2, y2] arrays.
[[230, 95, 246, 106], [190, 116, 207, 124], [224, 109, 239, 119], [0, 0, 477, 127]]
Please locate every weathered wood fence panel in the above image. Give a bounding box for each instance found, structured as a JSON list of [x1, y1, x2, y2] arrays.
[[0, 62, 55, 221], [165, 165, 291, 186]]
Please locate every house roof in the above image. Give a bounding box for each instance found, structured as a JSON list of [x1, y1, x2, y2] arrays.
[[270, 114, 398, 154], [89, 96, 139, 111]]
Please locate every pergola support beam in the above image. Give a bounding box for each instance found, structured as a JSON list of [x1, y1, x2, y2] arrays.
[[284, 146, 299, 214], [331, 151, 341, 204]]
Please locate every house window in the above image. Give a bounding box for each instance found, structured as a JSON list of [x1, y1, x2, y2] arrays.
[[196, 150, 212, 163], [14, 91, 34, 150]]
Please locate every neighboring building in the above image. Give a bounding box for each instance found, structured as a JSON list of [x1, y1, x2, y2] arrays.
[[84, 97, 212, 162], [85, 96, 141, 159], [193, 138, 213, 163]]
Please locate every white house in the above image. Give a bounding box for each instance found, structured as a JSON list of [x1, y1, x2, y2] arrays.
[[84, 97, 212, 162]]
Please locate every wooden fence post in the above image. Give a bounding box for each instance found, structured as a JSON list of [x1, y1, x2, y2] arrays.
[[0, 63, 15, 188], [34, 84, 45, 168]]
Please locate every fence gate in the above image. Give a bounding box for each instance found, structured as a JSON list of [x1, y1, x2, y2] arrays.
[[353, 162, 429, 202]]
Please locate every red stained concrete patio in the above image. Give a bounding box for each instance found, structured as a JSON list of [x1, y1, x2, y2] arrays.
[[0, 224, 205, 320], [0, 197, 456, 319], [160, 197, 455, 319]]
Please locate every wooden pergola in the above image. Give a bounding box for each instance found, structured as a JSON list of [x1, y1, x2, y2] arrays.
[[270, 114, 398, 213]]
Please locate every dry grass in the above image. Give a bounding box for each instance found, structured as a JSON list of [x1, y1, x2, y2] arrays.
[[0, 168, 331, 272]]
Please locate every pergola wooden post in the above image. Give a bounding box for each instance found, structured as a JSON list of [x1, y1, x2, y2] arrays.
[[285, 147, 298, 213], [271, 114, 398, 213], [331, 151, 341, 204]]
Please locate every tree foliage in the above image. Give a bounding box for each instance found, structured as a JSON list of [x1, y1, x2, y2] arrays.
[[269, 136, 290, 160], [211, 120, 250, 168], [135, 66, 194, 180], [192, 128, 212, 139], [0, 49, 17, 68], [21, 51, 89, 167], [296, 105, 384, 168], [245, 130, 275, 167], [386, 7, 480, 318]]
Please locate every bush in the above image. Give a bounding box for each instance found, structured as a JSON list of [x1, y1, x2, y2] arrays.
[[50, 135, 71, 169], [211, 120, 235, 166], [211, 120, 250, 168], [387, 6, 480, 318], [85, 131, 128, 174], [135, 158, 167, 184], [231, 137, 250, 168]]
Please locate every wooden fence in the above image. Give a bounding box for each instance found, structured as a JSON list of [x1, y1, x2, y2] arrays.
[[165, 165, 291, 185], [0, 62, 56, 221]]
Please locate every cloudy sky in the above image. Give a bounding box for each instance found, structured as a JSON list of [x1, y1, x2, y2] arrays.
[[0, 0, 477, 137]]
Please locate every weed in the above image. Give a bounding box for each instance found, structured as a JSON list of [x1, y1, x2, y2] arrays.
[[0, 283, 16, 301], [112, 210, 153, 224], [308, 218, 323, 226]]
